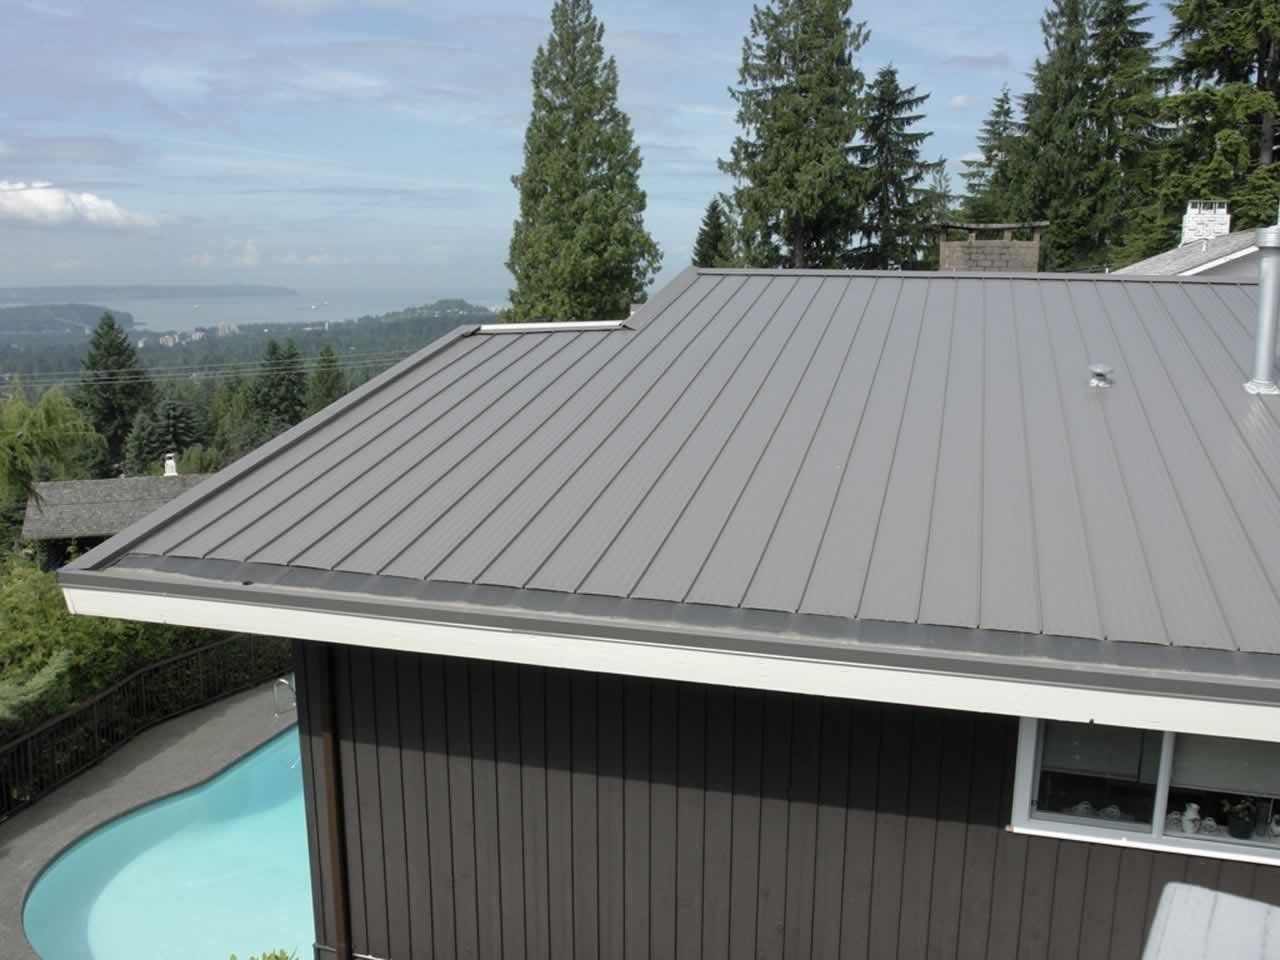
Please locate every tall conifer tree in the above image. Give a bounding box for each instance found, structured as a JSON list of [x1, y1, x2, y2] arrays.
[[961, 86, 1020, 222], [307, 345, 348, 415], [721, 0, 868, 268], [78, 313, 153, 473], [692, 197, 736, 267], [507, 0, 661, 322], [853, 66, 940, 269]]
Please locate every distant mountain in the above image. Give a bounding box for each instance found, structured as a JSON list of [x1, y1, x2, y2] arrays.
[[0, 285, 296, 305], [0, 304, 135, 339]]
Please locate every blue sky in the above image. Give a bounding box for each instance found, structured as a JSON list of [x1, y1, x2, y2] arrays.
[[0, 0, 1171, 304]]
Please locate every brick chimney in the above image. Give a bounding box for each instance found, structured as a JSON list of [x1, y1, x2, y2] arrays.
[[1181, 201, 1231, 246]]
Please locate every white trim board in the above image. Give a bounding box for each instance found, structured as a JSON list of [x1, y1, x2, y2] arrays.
[[62, 586, 1280, 742], [1182, 244, 1258, 276]]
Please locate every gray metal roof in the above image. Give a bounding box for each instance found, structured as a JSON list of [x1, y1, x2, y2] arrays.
[[63, 268, 1280, 697], [1115, 230, 1258, 276], [24, 475, 208, 540], [1143, 884, 1280, 959]]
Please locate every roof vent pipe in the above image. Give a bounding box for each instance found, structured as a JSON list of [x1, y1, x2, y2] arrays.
[[1246, 226, 1280, 396]]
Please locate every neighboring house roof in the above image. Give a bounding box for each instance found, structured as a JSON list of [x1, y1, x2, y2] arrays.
[[60, 268, 1280, 716], [1115, 229, 1258, 276], [24, 475, 208, 540]]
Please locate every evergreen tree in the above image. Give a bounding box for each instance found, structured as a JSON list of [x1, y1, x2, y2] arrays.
[[123, 399, 198, 475], [961, 86, 1020, 222], [78, 313, 153, 472], [249, 339, 307, 432], [507, 0, 661, 322], [307, 345, 347, 415], [0, 388, 103, 509], [691, 197, 737, 267], [721, 0, 868, 268], [919, 160, 954, 269], [853, 66, 941, 270], [1169, 0, 1280, 164]]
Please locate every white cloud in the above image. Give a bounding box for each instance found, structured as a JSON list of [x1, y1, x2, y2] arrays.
[[949, 95, 974, 109], [280, 252, 344, 266], [293, 67, 387, 97], [181, 240, 261, 268], [233, 239, 260, 268], [0, 180, 155, 228], [960, 151, 983, 163]]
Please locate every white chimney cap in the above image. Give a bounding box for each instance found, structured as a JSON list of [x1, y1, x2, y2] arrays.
[[163, 452, 178, 477]]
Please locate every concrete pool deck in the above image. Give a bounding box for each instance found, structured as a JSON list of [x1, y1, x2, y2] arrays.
[[0, 682, 294, 960]]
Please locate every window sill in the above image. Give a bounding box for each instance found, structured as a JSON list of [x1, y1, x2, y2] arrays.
[[1008, 818, 1280, 867]]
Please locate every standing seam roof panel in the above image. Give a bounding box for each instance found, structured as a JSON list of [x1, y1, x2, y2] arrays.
[[1037, 280, 1167, 647], [384, 275, 757, 581], [857, 278, 956, 624], [1068, 282, 1233, 650], [191, 333, 570, 562], [683, 277, 858, 609], [741, 277, 898, 613], [979, 280, 1042, 635], [917, 279, 985, 629], [1010, 279, 1102, 641], [261, 331, 614, 569], [1099, 282, 1280, 654], [800, 277, 924, 620], [133, 332, 500, 558], [478, 276, 765, 592]]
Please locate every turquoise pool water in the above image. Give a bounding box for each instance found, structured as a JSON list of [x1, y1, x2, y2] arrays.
[[24, 729, 313, 960]]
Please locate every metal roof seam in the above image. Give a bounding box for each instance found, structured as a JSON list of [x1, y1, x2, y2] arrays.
[[1009, 279, 1046, 636], [200, 333, 533, 563], [291, 331, 603, 571], [849, 277, 933, 621], [796, 277, 905, 615], [623, 276, 818, 599], [912, 278, 960, 624], [502, 276, 745, 591], [739, 275, 863, 609], [681, 274, 849, 605], [1033, 277, 1106, 641]]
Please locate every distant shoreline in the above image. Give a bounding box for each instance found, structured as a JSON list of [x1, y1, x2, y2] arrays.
[[0, 285, 298, 305]]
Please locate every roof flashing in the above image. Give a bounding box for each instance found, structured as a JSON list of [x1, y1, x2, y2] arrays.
[[477, 320, 629, 334]]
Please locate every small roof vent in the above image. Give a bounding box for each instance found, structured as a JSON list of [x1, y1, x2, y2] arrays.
[[1089, 363, 1114, 388], [163, 452, 178, 477]]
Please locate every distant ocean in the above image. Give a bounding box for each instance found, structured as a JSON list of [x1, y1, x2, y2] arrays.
[[103, 288, 457, 334]]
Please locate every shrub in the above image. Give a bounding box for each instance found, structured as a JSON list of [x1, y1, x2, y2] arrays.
[[229, 952, 296, 960]]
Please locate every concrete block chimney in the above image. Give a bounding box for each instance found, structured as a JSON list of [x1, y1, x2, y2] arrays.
[[1181, 201, 1231, 246]]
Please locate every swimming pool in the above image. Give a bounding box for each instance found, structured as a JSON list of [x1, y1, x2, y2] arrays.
[[23, 728, 314, 960]]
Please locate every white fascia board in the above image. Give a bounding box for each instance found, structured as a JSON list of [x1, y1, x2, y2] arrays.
[[62, 586, 1280, 742], [1182, 245, 1258, 276]]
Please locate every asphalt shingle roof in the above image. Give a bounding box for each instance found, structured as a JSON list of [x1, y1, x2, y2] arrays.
[[1114, 230, 1258, 276], [64, 268, 1280, 692], [24, 475, 208, 540]]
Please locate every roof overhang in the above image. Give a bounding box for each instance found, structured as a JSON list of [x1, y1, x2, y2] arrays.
[[1182, 243, 1259, 276], [60, 558, 1280, 742]]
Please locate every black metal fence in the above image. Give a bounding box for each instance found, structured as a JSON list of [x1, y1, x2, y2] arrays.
[[0, 633, 292, 823]]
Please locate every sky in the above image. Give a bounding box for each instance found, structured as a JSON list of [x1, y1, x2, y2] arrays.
[[0, 0, 1172, 305]]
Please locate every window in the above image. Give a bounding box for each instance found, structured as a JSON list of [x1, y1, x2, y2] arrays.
[[1012, 718, 1280, 865]]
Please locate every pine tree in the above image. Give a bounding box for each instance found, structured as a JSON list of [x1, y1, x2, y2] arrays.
[[1169, 0, 1280, 165], [249, 339, 307, 433], [78, 313, 153, 473], [720, 0, 868, 268], [918, 161, 953, 269], [691, 197, 736, 267], [961, 86, 1020, 222], [507, 0, 661, 322], [307, 345, 347, 415], [853, 66, 941, 270], [123, 399, 198, 475]]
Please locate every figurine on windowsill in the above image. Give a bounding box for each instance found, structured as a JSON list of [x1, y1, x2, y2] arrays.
[[1182, 802, 1201, 834], [1269, 814, 1280, 840], [1222, 797, 1257, 840]]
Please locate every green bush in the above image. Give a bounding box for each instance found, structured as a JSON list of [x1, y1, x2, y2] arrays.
[[229, 952, 295, 960], [0, 555, 214, 740]]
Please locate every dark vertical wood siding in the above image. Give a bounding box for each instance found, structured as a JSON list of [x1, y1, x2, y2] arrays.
[[295, 643, 1280, 960]]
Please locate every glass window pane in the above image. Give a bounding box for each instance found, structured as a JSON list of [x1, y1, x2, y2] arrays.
[[1166, 734, 1280, 847], [1034, 720, 1160, 827]]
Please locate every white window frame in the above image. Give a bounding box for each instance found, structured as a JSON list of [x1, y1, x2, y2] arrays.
[[1010, 717, 1280, 867]]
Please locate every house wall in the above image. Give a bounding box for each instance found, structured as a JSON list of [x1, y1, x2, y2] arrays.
[[294, 640, 1280, 960], [1196, 251, 1259, 281]]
